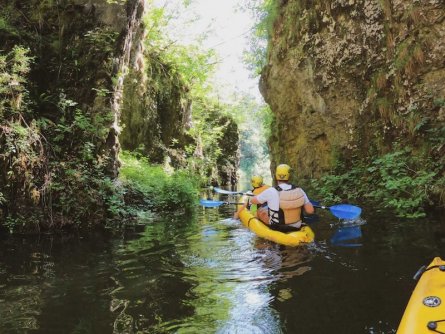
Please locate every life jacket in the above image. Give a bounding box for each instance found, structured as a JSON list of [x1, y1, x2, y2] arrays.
[[249, 185, 270, 214], [252, 185, 270, 196], [267, 207, 280, 226], [275, 184, 305, 224]]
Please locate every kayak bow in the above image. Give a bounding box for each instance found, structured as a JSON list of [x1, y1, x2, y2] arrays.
[[397, 257, 445, 334]]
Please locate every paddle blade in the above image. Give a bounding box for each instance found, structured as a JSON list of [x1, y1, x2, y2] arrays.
[[199, 199, 226, 208], [329, 204, 362, 219]]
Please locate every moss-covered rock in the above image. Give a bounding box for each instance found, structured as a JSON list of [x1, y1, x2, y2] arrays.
[[261, 0, 445, 187], [0, 0, 146, 230], [0, 0, 239, 231], [120, 51, 193, 166]]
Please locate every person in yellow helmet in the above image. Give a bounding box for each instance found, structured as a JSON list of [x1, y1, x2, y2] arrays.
[[233, 175, 270, 219], [250, 164, 314, 228]]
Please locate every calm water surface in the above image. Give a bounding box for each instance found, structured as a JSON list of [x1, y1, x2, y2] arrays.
[[1, 204, 445, 333]]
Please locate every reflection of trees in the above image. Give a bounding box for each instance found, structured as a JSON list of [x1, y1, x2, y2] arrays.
[[0, 285, 42, 332], [1, 208, 321, 334], [110, 214, 201, 333], [252, 239, 314, 281], [0, 234, 117, 333], [0, 236, 52, 332]]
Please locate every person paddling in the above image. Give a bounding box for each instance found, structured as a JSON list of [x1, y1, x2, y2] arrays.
[[250, 164, 314, 229], [234, 175, 270, 219]]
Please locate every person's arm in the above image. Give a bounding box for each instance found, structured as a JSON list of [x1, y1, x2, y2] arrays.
[[302, 190, 314, 214], [234, 198, 250, 219], [303, 202, 314, 215]]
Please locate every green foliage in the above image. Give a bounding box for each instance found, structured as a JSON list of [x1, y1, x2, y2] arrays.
[[1, 0, 244, 231], [433, 98, 445, 107], [0, 14, 19, 37], [0, 43, 122, 231], [0, 45, 33, 116], [144, 4, 169, 47], [311, 148, 440, 218], [105, 0, 126, 4], [5, 216, 22, 234], [166, 45, 216, 96], [184, 100, 221, 182], [225, 94, 272, 181], [84, 27, 119, 54], [139, 1, 241, 186], [241, 0, 278, 75], [143, 2, 215, 97], [365, 150, 436, 218], [47, 162, 125, 228], [0, 46, 44, 219], [119, 151, 199, 213]]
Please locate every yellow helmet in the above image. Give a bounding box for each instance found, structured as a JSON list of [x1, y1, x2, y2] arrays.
[[275, 164, 291, 181], [250, 175, 263, 188]]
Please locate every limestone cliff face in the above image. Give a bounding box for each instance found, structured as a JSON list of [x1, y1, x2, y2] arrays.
[[120, 51, 194, 166], [261, 0, 445, 180], [118, 51, 239, 184], [216, 116, 240, 186]]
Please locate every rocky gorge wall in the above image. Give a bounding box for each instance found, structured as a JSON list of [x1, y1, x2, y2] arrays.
[[0, 0, 147, 228], [119, 50, 194, 166], [119, 47, 239, 182], [261, 0, 445, 181], [0, 0, 239, 229]]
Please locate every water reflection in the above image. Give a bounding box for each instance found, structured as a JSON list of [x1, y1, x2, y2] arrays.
[[108, 207, 319, 333], [165, 211, 283, 333], [0, 233, 115, 333], [330, 225, 363, 247], [1, 207, 445, 333]]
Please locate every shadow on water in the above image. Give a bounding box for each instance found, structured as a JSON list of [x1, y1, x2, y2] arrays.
[[1, 203, 445, 333]]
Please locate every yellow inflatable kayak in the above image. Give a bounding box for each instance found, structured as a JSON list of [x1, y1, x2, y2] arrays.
[[238, 207, 315, 247], [397, 257, 445, 333]]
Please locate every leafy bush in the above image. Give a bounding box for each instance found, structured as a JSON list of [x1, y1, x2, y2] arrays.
[[119, 151, 199, 213], [0, 45, 123, 231], [311, 148, 439, 218]]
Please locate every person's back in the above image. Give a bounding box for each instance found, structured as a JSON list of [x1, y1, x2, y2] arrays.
[[275, 164, 314, 227], [251, 164, 314, 228], [276, 183, 307, 226]]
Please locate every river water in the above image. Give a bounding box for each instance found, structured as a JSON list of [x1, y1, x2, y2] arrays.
[[1, 203, 444, 333]]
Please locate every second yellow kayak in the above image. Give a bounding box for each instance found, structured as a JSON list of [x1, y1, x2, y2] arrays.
[[397, 257, 445, 333]]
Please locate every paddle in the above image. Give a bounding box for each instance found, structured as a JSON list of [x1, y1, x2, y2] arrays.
[[312, 203, 362, 220], [200, 199, 244, 208], [212, 187, 254, 196], [213, 188, 362, 219]]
